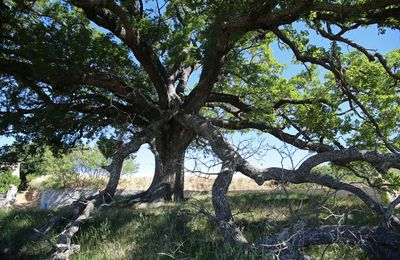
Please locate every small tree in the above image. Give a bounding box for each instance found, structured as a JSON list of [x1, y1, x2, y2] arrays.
[[0, 168, 20, 193]]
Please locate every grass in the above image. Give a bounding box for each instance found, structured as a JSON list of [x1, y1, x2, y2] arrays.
[[118, 174, 276, 192], [27, 173, 276, 191], [0, 192, 385, 259]]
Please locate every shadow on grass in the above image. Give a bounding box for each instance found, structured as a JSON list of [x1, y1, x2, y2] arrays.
[[0, 208, 54, 259], [0, 192, 385, 259]]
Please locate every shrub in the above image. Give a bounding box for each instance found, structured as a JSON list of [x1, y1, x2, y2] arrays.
[[0, 169, 20, 193]]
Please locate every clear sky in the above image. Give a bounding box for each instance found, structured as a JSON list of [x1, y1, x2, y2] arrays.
[[1, 22, 399, 175]]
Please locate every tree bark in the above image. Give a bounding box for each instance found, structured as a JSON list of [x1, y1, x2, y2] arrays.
[[145, 122, 194, 201], [48, 132, 150, 259]]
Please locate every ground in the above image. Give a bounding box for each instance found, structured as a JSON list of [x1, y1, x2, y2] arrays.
[[0, 192, 386, 259]]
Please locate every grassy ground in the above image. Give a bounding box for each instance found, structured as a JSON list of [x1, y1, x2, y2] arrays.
[[0, 192, 382, 259]]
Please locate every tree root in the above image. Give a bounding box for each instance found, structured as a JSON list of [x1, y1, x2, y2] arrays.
[[122, 183, 173, 206]]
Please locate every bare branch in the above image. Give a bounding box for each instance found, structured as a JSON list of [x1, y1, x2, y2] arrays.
[[316, 24, 400, 80], [256, 225, 400, 259]]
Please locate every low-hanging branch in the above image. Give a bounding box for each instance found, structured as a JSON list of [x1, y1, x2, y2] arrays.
[[50, 128, 153, 259], [178, 114, 400, 258], [256, 225, 400, 259], [180, 113, 400, 219]]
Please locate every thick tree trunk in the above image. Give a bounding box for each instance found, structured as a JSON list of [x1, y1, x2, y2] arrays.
[[146, 123, 193, 201]]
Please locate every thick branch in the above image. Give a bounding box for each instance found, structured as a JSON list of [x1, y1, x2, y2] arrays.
[[102, 131, 151, 197], [178, 114, 399, 216], [183, 24, 232, 113], [178, 114, 400, 259], [70, 0, 173, 107], [207, 93, 252, 113], [51, 128, 153, 259], [228, 0, 399, 32], [226, 0, 312, 31], [210, 119, 335, 153], [273, 98, 329, 110], [212, 162, 248, 243]]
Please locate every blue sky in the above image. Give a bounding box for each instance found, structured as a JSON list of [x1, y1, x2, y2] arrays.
[[1, 21, 399, 175]]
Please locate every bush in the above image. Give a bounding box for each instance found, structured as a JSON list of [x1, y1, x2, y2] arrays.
[[0, 169, 20, 193], [27, 146, 138, 190]]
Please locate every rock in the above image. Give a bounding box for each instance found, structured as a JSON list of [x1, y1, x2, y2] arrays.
[[0, 185, 18, 209]]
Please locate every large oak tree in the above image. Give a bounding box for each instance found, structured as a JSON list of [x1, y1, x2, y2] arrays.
[[1, 0, 400, 258]]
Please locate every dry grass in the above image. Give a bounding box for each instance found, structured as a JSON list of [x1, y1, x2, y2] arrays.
[[117, 173, 386, 203], [117, 173, 275, 192]]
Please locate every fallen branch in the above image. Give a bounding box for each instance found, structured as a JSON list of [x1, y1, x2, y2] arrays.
[[40, 130, 152, 259], [256, 225, 400, 259]]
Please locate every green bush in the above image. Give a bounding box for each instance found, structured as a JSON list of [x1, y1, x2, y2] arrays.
[[0, 169, 20, 192], [26, 146, 138, 190]]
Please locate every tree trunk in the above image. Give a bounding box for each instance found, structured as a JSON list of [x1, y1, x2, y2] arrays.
[[146, 122, 193, 201]]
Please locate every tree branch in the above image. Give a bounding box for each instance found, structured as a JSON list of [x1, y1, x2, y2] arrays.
[[0, 59, 160, 120], [210, 119, 335, 153], [316, 24, 400, 80], [69, 0, 174, 107], [179, 114, 400, 216], [256, 225, 400, 259], [273, 98, 330, 110], [207, 93, 252, 113]]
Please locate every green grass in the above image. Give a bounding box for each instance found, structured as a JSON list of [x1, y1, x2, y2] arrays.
[[0, 192, 384, 259]]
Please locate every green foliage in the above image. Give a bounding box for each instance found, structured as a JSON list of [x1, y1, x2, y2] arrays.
[[35, 149, 75, 189], [26, 145, 138, 189], [339, 50, 400, 148], [0, 168, 20, 192], [1, 0, 399, 156], [96, 136, 120, 160], [0, 0, 149, 147], [1, 143, 138, 189], [0, 139, 138, 190]]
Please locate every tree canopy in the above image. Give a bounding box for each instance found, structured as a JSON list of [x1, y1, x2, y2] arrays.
[[1, 0, 399, 150], [1, 0, 400, 259]]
